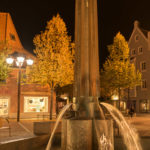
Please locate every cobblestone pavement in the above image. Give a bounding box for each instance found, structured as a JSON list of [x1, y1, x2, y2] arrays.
[[0, 119, 46, 143], [0, 114, 150, 144], [126, 114, 150, 136]]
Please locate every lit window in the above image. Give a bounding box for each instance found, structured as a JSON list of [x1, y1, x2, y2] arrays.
[[24, 96, 48, 112], [0, 98, 9, 116], [120, 101, 126, 111], [140, 100, 149, 112], [10, 33, 16, 41], [138, 47, 143, 54], [142, 80, 147, 89], [140, 62, 146, 71], [131, 49, 136, 55]]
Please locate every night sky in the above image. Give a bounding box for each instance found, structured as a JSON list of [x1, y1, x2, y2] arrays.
[[1, 0, 150, 67]]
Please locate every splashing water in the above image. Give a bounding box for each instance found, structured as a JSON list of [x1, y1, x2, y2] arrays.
[[46, 103, 72, 150], [99, 133, 113, 150], [94, 120, 113, 150], [94, 100, 112, 150], [101, 102, 142, 150]]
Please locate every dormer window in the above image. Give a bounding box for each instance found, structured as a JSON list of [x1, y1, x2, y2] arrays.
[[10, 33, 16, 41], [138, 47, 143, 54], [135, 35, 139, 41]]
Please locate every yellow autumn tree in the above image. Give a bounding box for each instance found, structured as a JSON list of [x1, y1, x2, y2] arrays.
[[0, 41, 11, 83], [26, 14, 75, 119], [101, 32, 141, 109]]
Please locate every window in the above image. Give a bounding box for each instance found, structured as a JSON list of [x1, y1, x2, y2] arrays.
[[120, 101, 126, 111], [131, 49, 136, 55], [142, 80, 147, 89], [140, 62, 146, 71], [140, 100, 150, 112], [0, 80, 6, 84], [135, 35, 139, 41], [24, 96, 48, 112], [10, 33, 16, 41], [0, 98, 9, 116], [138, 47, 143, 54]]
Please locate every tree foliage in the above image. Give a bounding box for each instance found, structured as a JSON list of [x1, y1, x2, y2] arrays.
[[25, 14, 75, 119], [100, 32, 141, 99], [26, 14, 74, 88], [0, 42, 11, 83]]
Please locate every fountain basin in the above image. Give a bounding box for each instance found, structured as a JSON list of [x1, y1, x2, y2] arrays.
[[61, 119, 114, 150], [34, 121, 61, 135]]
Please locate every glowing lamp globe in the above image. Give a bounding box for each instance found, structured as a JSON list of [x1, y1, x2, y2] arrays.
[[16, 56, 25, 67], [26, 59, 33, 66], [6, 57, 14, 64]]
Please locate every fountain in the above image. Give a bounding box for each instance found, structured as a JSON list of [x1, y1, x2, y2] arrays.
[[61, 0, 113, 149], [46, 0, 142, 150]]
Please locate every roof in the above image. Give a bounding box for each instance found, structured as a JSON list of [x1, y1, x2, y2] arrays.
[[128, 20, 150, 45], [0, 12, 35, 59], [140, 28, 149, 38]]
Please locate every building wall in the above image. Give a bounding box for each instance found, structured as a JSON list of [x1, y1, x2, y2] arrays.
[[0, 12, 56, 119], [128, 21, 150, 112], [0, 69, 56, 119]]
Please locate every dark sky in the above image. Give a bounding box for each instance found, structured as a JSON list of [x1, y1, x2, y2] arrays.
[[1, 0, 150, 67]]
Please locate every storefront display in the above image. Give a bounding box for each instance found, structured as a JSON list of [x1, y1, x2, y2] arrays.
[[24, 96, 48, 112], [120, 101, 126, 111], [140, 99, 150, 112], [0, 98, 9, 116]]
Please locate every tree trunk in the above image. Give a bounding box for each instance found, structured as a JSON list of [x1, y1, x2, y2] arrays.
[[127, 87, 130, 108], [50, 89, 54, 120], [118, 87, 121, 110]]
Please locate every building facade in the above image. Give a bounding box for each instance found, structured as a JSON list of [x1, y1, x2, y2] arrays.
[[0, 12, 56, 119], [128, 20, 150, 113]]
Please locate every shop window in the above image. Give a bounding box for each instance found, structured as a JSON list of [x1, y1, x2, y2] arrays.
[[24, 96, 48, 112], [140, 100, 150, 112], [120, 101, 126, 111], [0, 98, 9, 116]]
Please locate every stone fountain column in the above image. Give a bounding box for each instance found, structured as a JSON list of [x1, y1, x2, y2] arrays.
[[73, 0, 100, 119], [74, 0, 100, 100], [62, 0, 114, 149]]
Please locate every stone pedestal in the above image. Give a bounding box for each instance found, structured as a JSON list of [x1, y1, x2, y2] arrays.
[[61, 119, 114, 150]]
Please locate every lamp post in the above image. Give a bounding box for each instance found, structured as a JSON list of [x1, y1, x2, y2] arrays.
[[6, 55, 33, 122]]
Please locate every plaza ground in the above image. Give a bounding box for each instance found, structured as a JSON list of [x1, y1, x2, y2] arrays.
[[0, 114, 150, 149], [127, 113, 150, 136]]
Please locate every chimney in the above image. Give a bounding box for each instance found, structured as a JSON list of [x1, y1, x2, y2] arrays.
[[134, 20, 139, 28]]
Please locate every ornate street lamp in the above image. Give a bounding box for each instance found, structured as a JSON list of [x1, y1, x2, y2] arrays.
[[6, 55, 33, 122]]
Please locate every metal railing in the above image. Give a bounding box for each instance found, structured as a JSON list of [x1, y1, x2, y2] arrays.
[[0, 117, 11, 136]]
